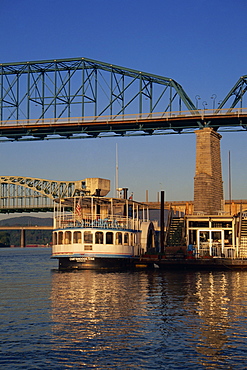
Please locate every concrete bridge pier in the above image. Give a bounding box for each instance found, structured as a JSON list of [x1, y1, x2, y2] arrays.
[[20, 229, 26, 248], [194, 127, 224, 215]]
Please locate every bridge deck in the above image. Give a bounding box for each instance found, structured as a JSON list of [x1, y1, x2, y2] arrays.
[[1, 109, 247, 141]]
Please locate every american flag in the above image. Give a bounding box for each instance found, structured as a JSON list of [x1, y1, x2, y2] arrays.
[[75, 198, 82, 215]]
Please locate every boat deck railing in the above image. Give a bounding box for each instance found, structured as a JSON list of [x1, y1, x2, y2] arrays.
[[54, 214, 142, 231]]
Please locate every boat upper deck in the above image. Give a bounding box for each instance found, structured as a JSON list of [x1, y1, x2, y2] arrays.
[[54, 195, 150, 231]]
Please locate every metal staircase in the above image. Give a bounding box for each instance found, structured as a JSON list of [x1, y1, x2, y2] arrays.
[[239, 219, 247, 257], [166, 217, 185, 247]]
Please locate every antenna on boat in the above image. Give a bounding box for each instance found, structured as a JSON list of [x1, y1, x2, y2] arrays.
[[115, 143, 119, 198], [229, 150, 232, 214]]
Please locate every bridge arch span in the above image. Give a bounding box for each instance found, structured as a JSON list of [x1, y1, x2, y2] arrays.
[[0, 176, 110, 213]]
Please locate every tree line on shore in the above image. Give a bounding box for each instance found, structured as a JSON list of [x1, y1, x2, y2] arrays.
[[0, 216, 52, 247]]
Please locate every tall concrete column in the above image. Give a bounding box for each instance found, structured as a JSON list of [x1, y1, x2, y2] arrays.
[[194, 128, 224, 215], [20, 228, 26, 248]]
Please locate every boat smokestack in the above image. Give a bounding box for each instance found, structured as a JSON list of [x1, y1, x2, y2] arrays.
[[122, 188, 128, 199]]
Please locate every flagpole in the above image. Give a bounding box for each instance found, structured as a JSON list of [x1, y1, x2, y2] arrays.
[[116, 143, 119, 198], [74, 197, 76, 226], [229, 150, 232, 214]]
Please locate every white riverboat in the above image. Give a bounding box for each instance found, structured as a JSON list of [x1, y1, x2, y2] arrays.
[[51, 191, 155, 270]]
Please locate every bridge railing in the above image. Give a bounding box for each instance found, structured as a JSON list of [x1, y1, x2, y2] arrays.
[[0, 108, 247, 127]]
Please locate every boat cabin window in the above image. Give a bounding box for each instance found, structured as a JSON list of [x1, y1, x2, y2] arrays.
[[124, 233, 129, 245], [73, 231, 82, 243], [116, 232, 122, 245], [84, 231, 93, 243], [65, 231, 72, 244], [95, 231, 104, 244], [106, 232, 113, 244], [130, 233, 133, 245], [58, 231, 63, 245], [53, 233, 57, 245]]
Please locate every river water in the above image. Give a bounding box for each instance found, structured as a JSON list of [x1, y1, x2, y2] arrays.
[[1, 248, 247, 369]]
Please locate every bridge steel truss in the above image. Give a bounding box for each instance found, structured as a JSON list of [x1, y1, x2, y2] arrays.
[[0, 176, 87, 213], [0, 57, 246, 141], [0, 57, 199, 141], [217, 75, 247, 112], [0, 57, 197, 121]]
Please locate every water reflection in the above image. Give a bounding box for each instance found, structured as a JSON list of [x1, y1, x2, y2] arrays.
[[191, 271, 247, 369], [51, 271, 146, 341], [50, 270, 247, 369]]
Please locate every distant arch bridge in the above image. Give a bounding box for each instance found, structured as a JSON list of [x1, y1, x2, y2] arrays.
[[0, 176, 110, 213]]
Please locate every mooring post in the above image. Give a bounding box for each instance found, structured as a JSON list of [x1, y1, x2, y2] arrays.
[[160, 191, 165, 254]]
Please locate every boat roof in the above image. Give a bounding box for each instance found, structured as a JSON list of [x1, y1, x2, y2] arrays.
[[55, 196, 149, 208]]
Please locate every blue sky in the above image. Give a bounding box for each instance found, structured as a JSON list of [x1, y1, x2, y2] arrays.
[[1, 0, 247, 206]]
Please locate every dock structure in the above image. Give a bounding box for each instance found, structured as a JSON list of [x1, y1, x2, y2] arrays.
[[144, 126, 247, 265]]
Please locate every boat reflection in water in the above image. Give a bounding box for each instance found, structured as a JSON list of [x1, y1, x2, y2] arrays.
[[50, 270, 247, 369]]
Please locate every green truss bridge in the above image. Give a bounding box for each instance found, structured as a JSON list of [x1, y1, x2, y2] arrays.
[[0, 57, 247, 141]]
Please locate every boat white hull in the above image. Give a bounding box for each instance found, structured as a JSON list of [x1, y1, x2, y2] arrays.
[[57, 255, 140, 270]]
